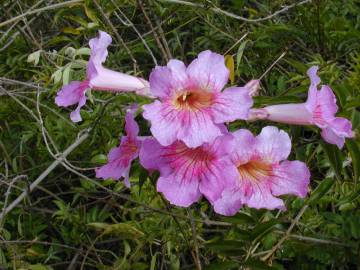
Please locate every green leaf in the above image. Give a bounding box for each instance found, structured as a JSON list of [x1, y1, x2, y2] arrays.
[[205, 240, 245, 256], [236, 40, 248, 73], [242, 259, 276, 270], [346, 140, 360, 181], [321, 142, 343, 181], [250, 219, 280, 242], [88, 222, 144, 238], [90, 154, 107, 164], [27, 50, 42, 66], [307, 178, 335, 205], [221, 212, 255, 225]]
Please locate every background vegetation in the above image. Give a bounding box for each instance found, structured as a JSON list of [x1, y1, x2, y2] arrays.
[[0, 0, 359, 269]]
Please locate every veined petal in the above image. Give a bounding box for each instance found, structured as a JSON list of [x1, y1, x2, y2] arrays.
[[321, 126, 345, 149], [187, 50, 229, 92], [139, 137, 173, 176], [213, 189, 243, 216], [245, 181, 286, 210], [212, 86, 253, 123], [55, 80, 88, 107], [157, 175, 201, 207], [231, 129, 256, 165], [149, 59, 188, 98], [143, 100, 223, 148], [305, 65, 321, 110], [70, 94, 87, 122], [199, 160, 239, 203], [96, 108, 141, 186], [271, 160, 310, 198], [255, 126, 291, 162], [88, 30, 112, 66]]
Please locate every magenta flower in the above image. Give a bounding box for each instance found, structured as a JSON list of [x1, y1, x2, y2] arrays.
[[139, 135, 239, 207], [55, 31, 150, 122], [142, 50, 254, 148], [249, 66, 354, 149], [95, 105, 142, 187], [213, 126, 310, 216]]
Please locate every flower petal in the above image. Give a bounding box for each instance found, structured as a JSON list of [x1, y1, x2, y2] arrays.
[[55, 81, 88, 107], [199, 161, 239, 204], [139, 137, 172, 176], [231, 129, 256, 165], [255, 126, 291, 162], [245, 181, 286, 210], [212, 87, 253, 123], [187, 50, 229, 92], [321, 126, 345, 149], [305, 65, 321, 107], [157, 175, 201, 207], [124, 106, 139, 139], [213, 189, 243, 216], [142, 101, 180, 146], [271, 160, 310, 198], [88, 31, 112, 66], [149, 60, 188, 98], [143, 100, 223, 148], [329, 117, 354, 137], [70, 94, 87, 122]]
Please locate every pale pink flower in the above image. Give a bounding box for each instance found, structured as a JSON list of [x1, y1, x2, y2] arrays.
[[95, 105, 141, 187], [249, 66, 354, 149], [142, 50, 253, 148], [139, 135, 239, 207], [213, 126, 310, 216], [55, 31, 150, 122]]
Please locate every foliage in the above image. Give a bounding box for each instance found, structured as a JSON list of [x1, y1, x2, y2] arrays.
[[0, 0, 359, 269]]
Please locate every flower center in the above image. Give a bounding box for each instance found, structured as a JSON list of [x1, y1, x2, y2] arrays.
[[172, 90, 213, 111], [237, 160, 272, 183]]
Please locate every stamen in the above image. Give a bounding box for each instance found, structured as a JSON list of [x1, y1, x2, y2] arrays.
[[238, 160, 272, 183]]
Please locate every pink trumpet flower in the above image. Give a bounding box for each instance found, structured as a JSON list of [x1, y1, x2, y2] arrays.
[[213, 126, 310, 216], [249, 66, 354, 149], [55, 31, 150, 122], [139, 135, 239, 207], [142, 50, 254, 148], [95, 105, 142, 187]]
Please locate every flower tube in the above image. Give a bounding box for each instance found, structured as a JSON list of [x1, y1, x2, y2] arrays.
[[55, 31, 151, 122], [249, 66, 354, 149]]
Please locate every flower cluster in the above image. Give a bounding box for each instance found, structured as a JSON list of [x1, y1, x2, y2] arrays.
[[56, 31, 354, 216]]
